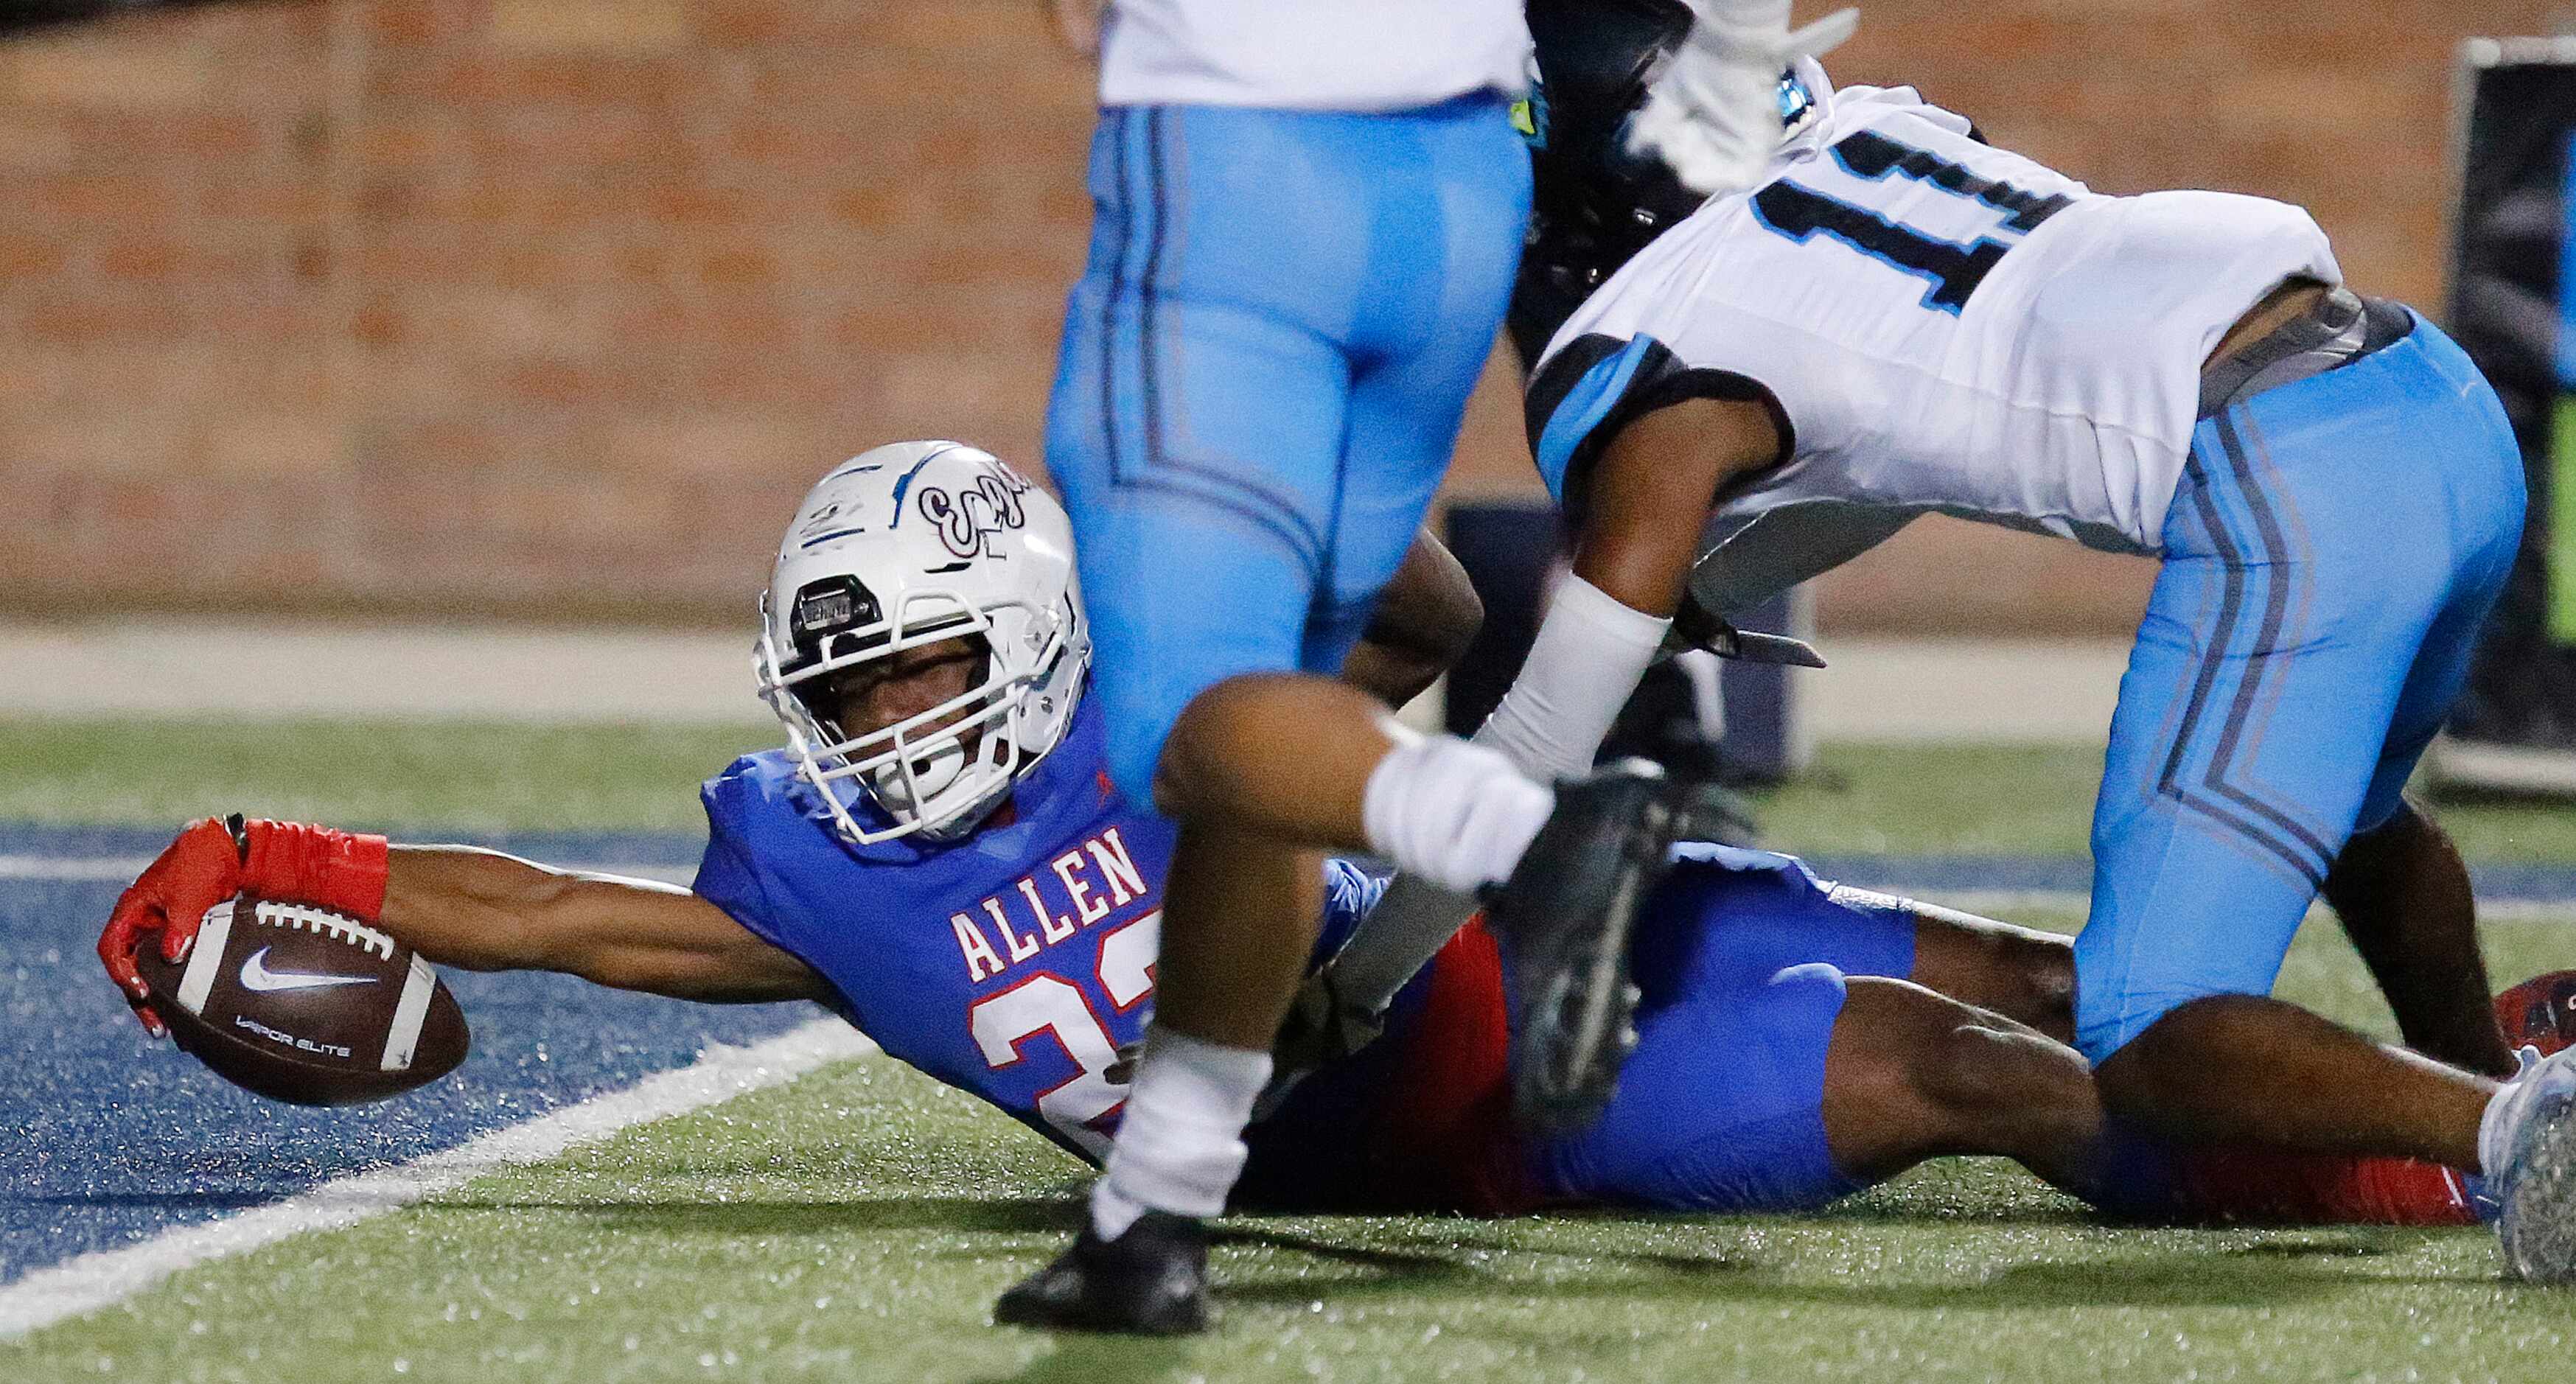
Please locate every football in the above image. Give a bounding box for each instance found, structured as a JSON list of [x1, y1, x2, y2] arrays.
[[133, 894, 470, 1105]]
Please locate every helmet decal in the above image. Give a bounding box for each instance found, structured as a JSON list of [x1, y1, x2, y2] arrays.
[[915, 468, 1033, 559]]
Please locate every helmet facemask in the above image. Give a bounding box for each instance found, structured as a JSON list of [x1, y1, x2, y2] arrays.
[[755, 441, 1093, 848], [757, 579, 1070, 846]]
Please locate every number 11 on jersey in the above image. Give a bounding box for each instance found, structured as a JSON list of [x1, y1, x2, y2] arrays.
[[1751, 128, 2070, 315]]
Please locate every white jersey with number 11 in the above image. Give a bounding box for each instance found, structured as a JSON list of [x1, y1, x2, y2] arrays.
[[1536, 60, 2341, 616]]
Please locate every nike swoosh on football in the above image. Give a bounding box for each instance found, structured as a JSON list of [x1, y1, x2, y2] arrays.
[[238, 947, 379, 993]]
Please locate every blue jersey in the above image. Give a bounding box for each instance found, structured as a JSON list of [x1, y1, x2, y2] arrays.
[[692, 702, 1381, 1162], [1246, 841, 1919, 1215], [688, 730, 2482, 1226], [694, 696, 1933, 1217]]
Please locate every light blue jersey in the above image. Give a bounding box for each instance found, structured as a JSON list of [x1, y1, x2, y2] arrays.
[[1515, 67, 2525, 1064]]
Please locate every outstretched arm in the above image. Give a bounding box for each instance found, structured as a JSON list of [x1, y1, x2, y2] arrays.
[[1483, 396, 1783, 780], [101, 818, 833, 1035], [383, 846, 833, 1004]]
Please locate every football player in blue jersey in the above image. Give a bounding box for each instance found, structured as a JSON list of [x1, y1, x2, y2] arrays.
[[102, 443, 2552, 1327]]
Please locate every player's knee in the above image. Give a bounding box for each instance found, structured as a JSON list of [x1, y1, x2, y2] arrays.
[[1840, 981, 2088, 1141], [2087, 993, 2281, 1127], [1913, 1021, 2090, 1125], [1095, 674, 1220, 811], [1146, 680, 1261, 816], [1148, 674, 1364, 820]]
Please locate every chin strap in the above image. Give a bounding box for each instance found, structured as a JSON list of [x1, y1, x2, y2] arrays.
[[876, 737, 1022, 843], [910, 790, 1010, 844]]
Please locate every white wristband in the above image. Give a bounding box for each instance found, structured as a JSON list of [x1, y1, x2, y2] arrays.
[[1474, 574, 1673, 782]]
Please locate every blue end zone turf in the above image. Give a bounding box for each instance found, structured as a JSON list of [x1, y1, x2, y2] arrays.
[[0, 828, 819, 1290]]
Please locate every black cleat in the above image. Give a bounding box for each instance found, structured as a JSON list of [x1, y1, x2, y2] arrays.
[[993, 1211, 1210, 1335], [1484, 758, 1681, 1134]]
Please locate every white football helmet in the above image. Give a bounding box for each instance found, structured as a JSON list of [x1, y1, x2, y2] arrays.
[[755, 441, 1091, 845]]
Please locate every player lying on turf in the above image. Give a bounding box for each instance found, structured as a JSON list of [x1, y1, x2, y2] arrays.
[[97, 444, 2554, 1254], [1310, 0, 2576, 1279]]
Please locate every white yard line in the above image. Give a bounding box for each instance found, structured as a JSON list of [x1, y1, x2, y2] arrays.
[[0, 1016, 874, 1341], [0, 855, 150, 881]]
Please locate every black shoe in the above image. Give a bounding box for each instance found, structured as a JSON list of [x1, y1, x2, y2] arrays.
[[993, 1211, 1210, 1335], [1484, 758, 1680, 1134]]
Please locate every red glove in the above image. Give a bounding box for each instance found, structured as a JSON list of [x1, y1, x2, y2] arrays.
[[97, 815, 390, 1038]]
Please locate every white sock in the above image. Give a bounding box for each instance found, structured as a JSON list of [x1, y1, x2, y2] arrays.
[[1476, 574, 1672, 783], [2479, 1045, 2546, 1179], [1360, 727, 1556, 895], [1328, 581, 1667, 1013], [1091, 1027, 1272, 1239]]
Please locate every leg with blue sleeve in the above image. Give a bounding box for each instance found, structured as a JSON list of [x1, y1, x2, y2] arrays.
[[1539, 965, 2115, 1212], [1675, 853, 2081, 1043], [1535, 853, 2106, 1210], [2314, 469, 2531, 1082], [996, 98, 1694, 1335], [2076, 302, 2576, 1276], [1535, 849, 2503, 1224]]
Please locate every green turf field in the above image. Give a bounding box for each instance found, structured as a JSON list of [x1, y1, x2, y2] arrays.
[[0, 717, 772, 836], [9, 718, 2576, 861], [1756, 741, 2576, 864], [12, 909, 2576, 1384], [10, 719, 2576, 1382]]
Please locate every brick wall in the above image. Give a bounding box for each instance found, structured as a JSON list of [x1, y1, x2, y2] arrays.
[[0, 1, 2558, 630]]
